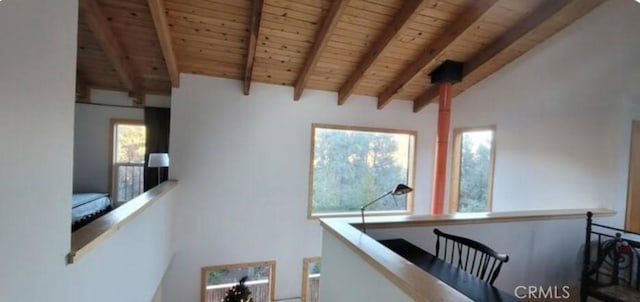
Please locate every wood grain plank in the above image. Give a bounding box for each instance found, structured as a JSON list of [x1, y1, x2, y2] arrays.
[[148, 0, 180, 87], [338, 0, 435, 105], [377, 0, 498, 109], [413, 0, 574, 112], [80, 0, 145, 105], [293, 0, 350, 101], [244, 0, 265, 95]]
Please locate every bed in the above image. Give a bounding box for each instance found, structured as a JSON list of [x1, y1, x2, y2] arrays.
[[581, 211, 640, 302], [71, 193, 112, 232]]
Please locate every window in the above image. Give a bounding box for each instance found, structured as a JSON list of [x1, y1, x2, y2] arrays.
[[110, 119, 146, 204], [201, 261, 275, 302], [301, 257, 321, 302], [450, 126, 496, 213], [308, 124, 416, 217]]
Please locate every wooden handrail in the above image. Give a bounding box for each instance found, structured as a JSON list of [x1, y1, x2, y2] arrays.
[[67, 180, 178, 264], [345, 208, 616, 229], [320, 208, 616, 301]]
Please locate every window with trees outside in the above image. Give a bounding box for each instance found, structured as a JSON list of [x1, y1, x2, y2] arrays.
[[111, 120, 146, 204], [201, 261, 275, 302], [309, 124, 416, 217], [301, 257, 321, 302], [450, 126, 496, 213]]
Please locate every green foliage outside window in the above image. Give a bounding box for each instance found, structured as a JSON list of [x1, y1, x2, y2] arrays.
[[310, 126, 415, 215], [457, 130, 493, 212], [115, 124, 146, 164]]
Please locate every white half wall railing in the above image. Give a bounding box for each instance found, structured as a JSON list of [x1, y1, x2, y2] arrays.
[[67, 180, 178, 302], [319, 208, 616, 302]]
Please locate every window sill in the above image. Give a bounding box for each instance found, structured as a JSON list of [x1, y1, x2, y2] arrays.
[[67, 180, 178, 264], [322, 207, 617, 230], [309, 209, 412, 220]]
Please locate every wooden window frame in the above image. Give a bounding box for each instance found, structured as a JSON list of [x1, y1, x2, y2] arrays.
[[301, 257, 321, 302], [109, 119, 145, 204], [200, 260, 276, 302], [307, 123, 417, 219], [626, 120, 640, 232], [449, 126, 496, 213]]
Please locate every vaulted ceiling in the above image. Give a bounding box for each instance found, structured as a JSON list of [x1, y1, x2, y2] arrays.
[[76, 0, 604, 111]]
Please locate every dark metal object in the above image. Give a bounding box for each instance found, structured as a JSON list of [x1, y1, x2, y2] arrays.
[[360, 184, 412, 233], [379, 238, 518, 301], [429, 60, 463, 84], [433, 228, 509, 285], [581, 211, 640, 302]]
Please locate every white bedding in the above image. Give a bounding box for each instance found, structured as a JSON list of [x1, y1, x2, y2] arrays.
[[71, 193, 111, 223]]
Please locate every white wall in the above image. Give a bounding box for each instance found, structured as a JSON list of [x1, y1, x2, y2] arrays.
[[0, 2, 175, 302], [73, 89, 171, 192], [0, 0, 77, 300], [447, 0, 640, 222], [165, 75, 438, 301], [73, 103, 144, 192], [319, 229, 414, 302], [68, 189, 176, 302]]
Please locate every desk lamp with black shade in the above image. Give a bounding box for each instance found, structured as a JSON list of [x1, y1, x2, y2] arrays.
[[360, 184, 413, 233]]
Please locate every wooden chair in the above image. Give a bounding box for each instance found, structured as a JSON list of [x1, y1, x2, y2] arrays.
[[433, 228, 509, 285]]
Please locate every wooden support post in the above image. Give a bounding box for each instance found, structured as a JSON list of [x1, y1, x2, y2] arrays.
[[431, 82, 452, 215]]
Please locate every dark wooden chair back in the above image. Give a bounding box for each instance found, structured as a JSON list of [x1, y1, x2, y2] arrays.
[[433, 228, 509, 285]]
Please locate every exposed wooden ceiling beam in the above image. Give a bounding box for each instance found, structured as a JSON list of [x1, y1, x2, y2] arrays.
[[148, 0, 180, 88], [128, 91, 145, 106], [412, 0, 574, 113], [377, 0, 498, 110], [412, 86, 438, 112], [243, 0, 264, 95], [465, 0, 574, 76], [293, 0, 350, 101], [80, 0, 144, 104], [337, 0, 434, 106], [76, 72, 91, 103]]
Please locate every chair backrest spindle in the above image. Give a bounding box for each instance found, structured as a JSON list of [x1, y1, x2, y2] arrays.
[[433, 229, 509, 285]]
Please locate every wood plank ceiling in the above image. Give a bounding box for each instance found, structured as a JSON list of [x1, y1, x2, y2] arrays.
[[76, 0, 604, 110]]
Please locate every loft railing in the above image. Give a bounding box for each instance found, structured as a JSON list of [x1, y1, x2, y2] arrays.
[[205, 279, 270, 302], [203, 276, 320, 302], [114, 163, 144, 203], [307, 274, 320, 302]]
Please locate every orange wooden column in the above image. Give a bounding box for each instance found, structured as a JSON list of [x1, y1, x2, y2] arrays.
[[431, 83, 452, 215], [428, 60, 462, 215]]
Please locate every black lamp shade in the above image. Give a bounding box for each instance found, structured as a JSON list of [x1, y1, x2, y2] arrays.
[[392, 184, 413, 196]]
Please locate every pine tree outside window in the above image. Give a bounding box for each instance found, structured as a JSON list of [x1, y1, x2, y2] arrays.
[[449, 126, 496, 213], [308, 124, 416, 218]]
